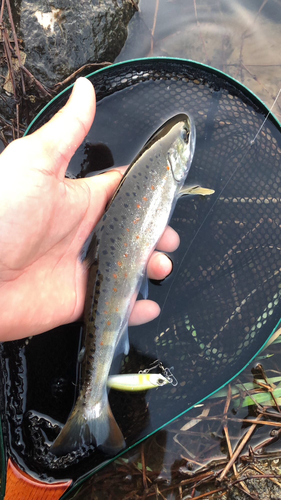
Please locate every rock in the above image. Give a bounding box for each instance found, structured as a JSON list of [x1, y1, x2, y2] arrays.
[[19, 0, 138, 86]]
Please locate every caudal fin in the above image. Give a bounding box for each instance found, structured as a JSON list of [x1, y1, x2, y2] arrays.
[[50, 394, 125, 457]]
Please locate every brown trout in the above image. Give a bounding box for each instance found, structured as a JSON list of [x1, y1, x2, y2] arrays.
[[51, 113, 197, 456]]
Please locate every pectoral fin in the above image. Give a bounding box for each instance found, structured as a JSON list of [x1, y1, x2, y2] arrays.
[[179, 185, 215, 197], [139, 271, 149, 300], [114, 325, 130, 357]]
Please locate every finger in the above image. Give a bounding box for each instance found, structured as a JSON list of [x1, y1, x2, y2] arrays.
[[129, 299, 160, 326], [147, 252, 173, 281], [157, 226, 180, 252], [31, 77, 96, 178]]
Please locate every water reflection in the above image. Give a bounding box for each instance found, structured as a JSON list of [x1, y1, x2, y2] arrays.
[[117, 0, 281, 122]]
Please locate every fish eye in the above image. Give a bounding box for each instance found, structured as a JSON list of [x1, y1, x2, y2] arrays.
[[181, 127, 189, 143]]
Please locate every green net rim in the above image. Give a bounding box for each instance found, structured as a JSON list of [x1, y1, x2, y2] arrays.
[[19, 57, 279, 497], [25, 56, 281, 137]]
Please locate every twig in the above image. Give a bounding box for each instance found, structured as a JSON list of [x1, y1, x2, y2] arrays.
[[253, 0, 268, 22], [150, 0, 159, 54], [141, 443, 148, 491], [52, 62, 112, 91], [222, 386, 237, 476], [128, 0, 139, 11], [187, 487, 226, 500], [5, 0, 26, 96], [20, 65, 52, 97], [218, 414, 264, 481], [255, 364, 281, 412], [193, 0, 209, 64], [251, 464, 281, 488]]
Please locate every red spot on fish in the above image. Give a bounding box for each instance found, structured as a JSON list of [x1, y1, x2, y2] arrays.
[[107, 320, 111, 326], [151, 185, 155, 190], [113, 273, 117, 279], [124, 253, 128, 258], [166, 165, 170, 170], [136, 235, 140, 239], [137, 204, 141, 209], [126, 228, 130, 232], [100, 341, 104, 346], [117, 261, 122, 267], [113, 287, 117, 292], [105, 301, 109, 305], [143, 197, 148, 201], [133, 218, 140, 224], [104, 310, 108, 314], [116, 307, 119, 312], [124, 243, 128, 247], [124, 273, 128, 278]]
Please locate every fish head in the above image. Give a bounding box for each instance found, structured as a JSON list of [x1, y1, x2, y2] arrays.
[[166, 113, 196, 185]]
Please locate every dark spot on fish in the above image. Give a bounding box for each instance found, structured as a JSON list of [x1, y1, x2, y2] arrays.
[[86, 370, 91, 375], [103, 214, 107, 221], [121, 215, 127, 220], [94, 299, 98, 304], [126, 192, 130, 196], [109, 224, 114, 230], [113, 217, 118, 222], [96, 280, 100, 286], [89, 333, 94, 338], [133, 192, 137, 197], [133, 174, 137, 178], [150, 158, 153, 161], [106, 277, 110, 282], [124, 203, 128, 208], [117, 236, 122, 241], [102, 250, 108, 255], [100, 225, 104, 231], [138, 172, 142, 176], [87, 360, 91, 365], [110, 246, 115, 251], [90, 348, 95, 353]]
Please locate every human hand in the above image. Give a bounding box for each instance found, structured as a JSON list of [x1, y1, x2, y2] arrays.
[[0, 78, 180, 341]]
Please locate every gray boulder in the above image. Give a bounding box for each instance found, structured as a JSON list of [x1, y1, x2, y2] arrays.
[[19, 0, 138, 86]]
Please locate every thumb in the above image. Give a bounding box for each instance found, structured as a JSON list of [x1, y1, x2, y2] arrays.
[[30, 77, 96, 178]]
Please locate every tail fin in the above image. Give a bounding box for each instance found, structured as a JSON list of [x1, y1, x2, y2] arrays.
[[50, 394, 125, 457]]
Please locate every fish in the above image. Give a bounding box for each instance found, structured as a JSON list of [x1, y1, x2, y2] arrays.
[[107, 373, 170, 391], [51, 112, 211, 457]]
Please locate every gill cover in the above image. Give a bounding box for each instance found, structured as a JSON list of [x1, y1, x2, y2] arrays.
[[166, 114, 196, 182]]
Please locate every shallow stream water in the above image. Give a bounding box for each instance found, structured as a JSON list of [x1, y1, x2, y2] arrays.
[[118, 0, 281, 122]]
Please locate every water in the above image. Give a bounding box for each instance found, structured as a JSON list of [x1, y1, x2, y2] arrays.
[[117, 0, 281, 123]]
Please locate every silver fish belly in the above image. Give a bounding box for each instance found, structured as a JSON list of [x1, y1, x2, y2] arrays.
[[51, 113, 196, 456]]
